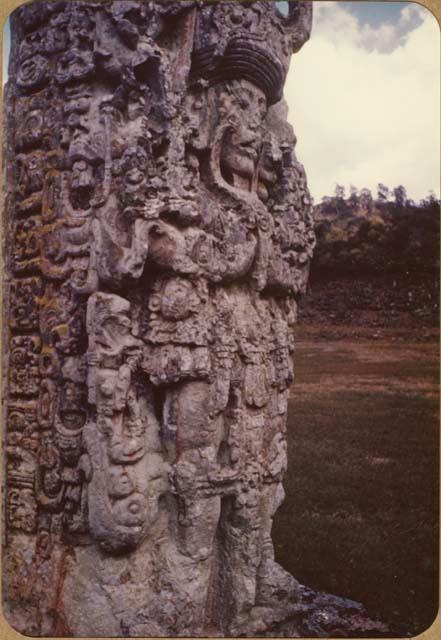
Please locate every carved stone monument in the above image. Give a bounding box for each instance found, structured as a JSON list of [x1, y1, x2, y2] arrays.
[[3, 1, 388, 637]]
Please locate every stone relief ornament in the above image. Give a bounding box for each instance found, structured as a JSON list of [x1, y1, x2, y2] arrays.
[[3, 1, 387, 637]]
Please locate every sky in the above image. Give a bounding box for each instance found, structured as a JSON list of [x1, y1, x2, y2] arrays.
[[284, 1, 440, 203], [2, 2, 440, 203]]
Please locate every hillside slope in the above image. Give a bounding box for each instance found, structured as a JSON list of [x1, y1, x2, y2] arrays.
[[299, 194, 440, 336]]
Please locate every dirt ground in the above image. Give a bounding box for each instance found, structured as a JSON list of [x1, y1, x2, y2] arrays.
[[273, 329, 439, 636]]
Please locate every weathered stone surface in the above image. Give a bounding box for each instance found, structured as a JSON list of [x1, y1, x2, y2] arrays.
[[2, 1, 388, 636]]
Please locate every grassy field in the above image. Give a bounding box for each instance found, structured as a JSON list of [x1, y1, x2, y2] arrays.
[[272, 334, 439, 636]]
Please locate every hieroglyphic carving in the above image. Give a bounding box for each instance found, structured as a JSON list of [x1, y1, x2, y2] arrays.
[[6, 402, 39, 534], [9, 336, 41, 396]]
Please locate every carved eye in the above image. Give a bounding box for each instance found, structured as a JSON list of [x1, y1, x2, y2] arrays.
[[230, 12, 243, 25], [275, 1, 289, 18], [148, 294, 161, 312], [118, 324, 130, 336]]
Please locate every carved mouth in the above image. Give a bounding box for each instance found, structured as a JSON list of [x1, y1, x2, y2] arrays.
[[238, 142, 260, 162], [56, 413, 86, 436]]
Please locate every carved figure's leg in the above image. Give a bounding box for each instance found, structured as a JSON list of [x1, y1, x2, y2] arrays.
[[166, 381, 222, 558]]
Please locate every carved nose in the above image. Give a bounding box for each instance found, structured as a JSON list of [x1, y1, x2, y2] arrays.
[[94, 48, 112, 61]]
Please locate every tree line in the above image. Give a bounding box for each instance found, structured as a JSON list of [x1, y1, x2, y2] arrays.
[[321, 184, 440, 212], [311, 184, 440, 280]]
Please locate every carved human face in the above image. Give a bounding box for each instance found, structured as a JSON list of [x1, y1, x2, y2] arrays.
[[220, 80, 268, 188], [70, 159, 95, 209], [59, 381, 87, 431], [56, 49, 95, 85], [109, 426, 145, 464], [161, 278, 194, 320], [98, 311, 140, 354]]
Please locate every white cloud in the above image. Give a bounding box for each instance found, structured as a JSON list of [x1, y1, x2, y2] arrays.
[[284, 2, 440, 202], [310, 2, 425, 53], [358, 3, 425, 53]]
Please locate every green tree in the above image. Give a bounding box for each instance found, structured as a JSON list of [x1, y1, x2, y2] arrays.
[[393, 185, 407, 207]]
